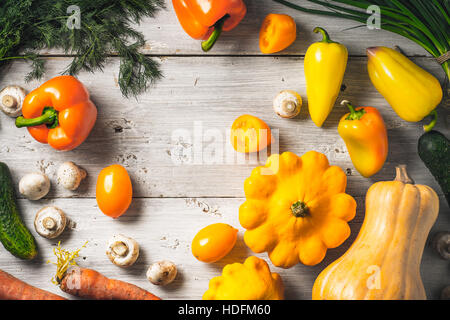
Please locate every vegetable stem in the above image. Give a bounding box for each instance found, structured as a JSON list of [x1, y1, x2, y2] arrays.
[[15, 107, 59, 129], [341, 100, 366, 120], [291, 201, 309, 218], [423, 110, 438, 132], [201, 15, 229, 52]]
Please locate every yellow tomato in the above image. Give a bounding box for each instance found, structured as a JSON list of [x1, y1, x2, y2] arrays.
[[230, 114, 272, 153], [96, 164, 132, 218], [192, 223, 238, 263]]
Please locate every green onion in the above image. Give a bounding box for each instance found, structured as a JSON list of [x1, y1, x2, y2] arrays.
[[274, 0, 450, 80]]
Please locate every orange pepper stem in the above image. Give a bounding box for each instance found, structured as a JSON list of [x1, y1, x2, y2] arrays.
[[201, 15, 229, 52], [423, 109, 437, 132], [291, 200, 309, 218], [313, 27, 335, 44], [15, 107, 59, 129], [342, 100, 366, 120]]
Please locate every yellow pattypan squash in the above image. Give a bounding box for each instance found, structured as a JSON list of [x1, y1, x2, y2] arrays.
[[203, 256, 284, 300], [240, 151, 357, 268]]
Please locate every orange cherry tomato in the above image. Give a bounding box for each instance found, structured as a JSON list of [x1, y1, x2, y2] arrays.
[[192, 223, 238, 263], [259, 14, 297, 54], [230, 115, 272, 153], [96, 164, 132, 218]]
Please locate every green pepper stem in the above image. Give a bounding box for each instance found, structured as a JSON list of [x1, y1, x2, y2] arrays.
[[291, 201, 309, 218], [423, 109, 438, 132], [341, 100, 366, 120], [15, 107, 58, 128], [201, 15, 229, 52], [313, 27, 334, 43]]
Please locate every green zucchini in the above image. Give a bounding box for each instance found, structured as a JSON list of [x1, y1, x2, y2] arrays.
[[418, 130, 450, 207], [0, 162, 37, 259]]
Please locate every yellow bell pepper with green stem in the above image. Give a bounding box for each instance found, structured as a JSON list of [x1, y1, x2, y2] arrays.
[[367, 46, 443, 131], [305, 27, 348, 127]]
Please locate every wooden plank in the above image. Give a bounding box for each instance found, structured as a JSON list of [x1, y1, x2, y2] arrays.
[[0, 56, 448, 199], [35, 0, 429, 56], [0, 196, 448, 300]]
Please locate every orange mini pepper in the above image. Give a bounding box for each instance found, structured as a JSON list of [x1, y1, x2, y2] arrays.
[[230, 114, 272, 153], [172, 0, 247, 52], [15, 75, 97, 151], [259, 14, 297, 54], [338, 100, 388, 178]]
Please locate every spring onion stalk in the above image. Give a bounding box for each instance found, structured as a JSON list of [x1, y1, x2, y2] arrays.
[[274, 0, 450, 80]]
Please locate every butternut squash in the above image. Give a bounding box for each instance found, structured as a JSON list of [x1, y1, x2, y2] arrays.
[[312, 165, 439, 300]]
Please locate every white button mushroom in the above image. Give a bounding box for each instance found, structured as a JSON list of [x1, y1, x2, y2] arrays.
[[34, 206, 68, 239], [106, 234, 139, 267], [273, 90, 302, 118], [146, 261, 177, 286], [19, 172, 51, 200], [0, 85, 26, 117], [57, 162, 87, 191], [433, 232, 450, 260]]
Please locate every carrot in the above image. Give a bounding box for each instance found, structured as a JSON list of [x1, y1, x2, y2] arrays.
[[0, 269, 66, 300], [60, 267, 161, 300]]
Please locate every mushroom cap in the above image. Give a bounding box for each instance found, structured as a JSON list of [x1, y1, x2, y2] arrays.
[[19, 172, 51, 201], [34, 206, 67, 239], [106, 234, 139, 267], [0, 86, 26, 117], [57, 162, 87, 190], [433, 232, 450, 260], [146, 260, 177, 286], [273, 90, 302, 118]]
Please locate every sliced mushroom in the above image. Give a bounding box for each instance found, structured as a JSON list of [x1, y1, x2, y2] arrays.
[[0, 86, 26, 117], [34, 207, 67, 239], [432, 232, 450, 260], [106, 234, 139, 267], [57, 162, 87, 190], [19, 172, 50, 200], [273, 90, 302, 118], [146, 261, 177, 286]]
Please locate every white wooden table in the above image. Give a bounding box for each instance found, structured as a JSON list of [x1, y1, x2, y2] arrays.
[[0, 0, 449, 300]]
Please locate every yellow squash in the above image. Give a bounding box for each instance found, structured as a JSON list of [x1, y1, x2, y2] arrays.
[[203, 256, 284, 300], [312, 165, 439, 300], [305, 27, 348, 127], [367, 46, 443, 125], [240, 151, 356, 268]]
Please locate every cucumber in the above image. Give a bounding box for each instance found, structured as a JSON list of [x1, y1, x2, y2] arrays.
[[0, 162, 37, 259], [418, 130, 450, 207]]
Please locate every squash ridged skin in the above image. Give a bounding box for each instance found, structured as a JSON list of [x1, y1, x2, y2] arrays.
[[312, 179, 439, 300], [0, 162, 37, 260]]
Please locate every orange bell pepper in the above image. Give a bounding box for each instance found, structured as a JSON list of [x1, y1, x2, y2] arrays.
[[172, 0, 247, 52], [15, 75, 97, 151], [259, 14, 297, 54], [338, 100, 388, 178]]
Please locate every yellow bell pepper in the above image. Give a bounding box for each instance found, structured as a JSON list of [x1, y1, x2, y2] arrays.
[[203, 256, 284, 300], [304, 27, 348, 127], [239, 151, 356, 268], [367, 46, 443, 130]]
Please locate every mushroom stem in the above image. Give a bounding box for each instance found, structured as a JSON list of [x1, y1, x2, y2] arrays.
[[2, 95, 17, 108], [111, 241, 128, 257], [43, 217, 57, 230], [394, 165, 414, 184]]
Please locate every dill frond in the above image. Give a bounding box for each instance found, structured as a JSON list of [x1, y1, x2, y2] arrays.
[[0, 0, 165, 98]]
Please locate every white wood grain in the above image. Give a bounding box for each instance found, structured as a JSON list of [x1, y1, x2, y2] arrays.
[[0, 196, 448, 300], [0, 56, 448, 199], [35, 0, 429, 56], [0, 0, 449, 300]]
